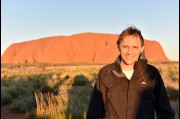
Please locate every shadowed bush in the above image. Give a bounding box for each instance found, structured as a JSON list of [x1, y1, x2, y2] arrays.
[[9, 95, 36, 112], [1, 86, 13, 105], [40, 85, 54, 93], [166, 86, 179, 101], [73, 74, 90, 86]]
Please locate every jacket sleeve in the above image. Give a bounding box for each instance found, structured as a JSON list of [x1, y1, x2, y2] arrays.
[[154, 69, 175, 119], [86, 69, 105, 119]]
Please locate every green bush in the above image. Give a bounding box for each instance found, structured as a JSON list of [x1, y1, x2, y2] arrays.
[[9, 96, 36, 112], [17, 82, 35, 95], [65, 87, 91, 118], [8, 85, 20, 98], [1, 78, 18, 87], [80, 86, 93, 101], [73, 74, 90, 86], [40, 85, 53, 93], [1, 86, 13, 105], [64, 75, 70, 80], [166, 86, 179, 100], [1, 93, 13, 105]]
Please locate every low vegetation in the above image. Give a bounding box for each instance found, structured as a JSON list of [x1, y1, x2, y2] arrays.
[[1, 62, 179, 119]]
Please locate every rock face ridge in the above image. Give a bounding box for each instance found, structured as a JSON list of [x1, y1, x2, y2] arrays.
[[1, 33, 169, 64]]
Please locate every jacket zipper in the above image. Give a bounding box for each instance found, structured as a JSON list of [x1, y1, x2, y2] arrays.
[[126, 80, 130, 119]]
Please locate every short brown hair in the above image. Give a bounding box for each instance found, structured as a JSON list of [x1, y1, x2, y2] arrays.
[[117, 26, 144, 46]]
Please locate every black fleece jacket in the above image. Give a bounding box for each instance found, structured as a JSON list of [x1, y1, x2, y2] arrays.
[[87, 56, 174, 119]]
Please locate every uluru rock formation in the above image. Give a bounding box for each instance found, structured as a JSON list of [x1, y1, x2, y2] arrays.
[[1, 33, 169, 64]]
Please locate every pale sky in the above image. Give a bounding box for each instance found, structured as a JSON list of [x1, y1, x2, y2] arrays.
[[1, 0, 179, 61]]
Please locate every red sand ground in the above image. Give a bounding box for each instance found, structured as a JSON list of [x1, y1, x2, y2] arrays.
[[1, 105, 26, 119]]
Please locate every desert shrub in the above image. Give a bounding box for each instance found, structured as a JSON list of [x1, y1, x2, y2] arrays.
[[9, 95, 36, 112], [73, 74, 90, 86], [1, 86, 13, 105], [80, 85, 93, 101], [34, 90, 88, 119], [1, 93, 13, 105], [59, 75, 71, 85], [171, 101, 179, 119], [28, 73, 52, 91], [171, 77, 179, 82], [34, 92, 67, 119], [31, 79, 42, 90], [17, 81, 35, 95], [1, 78, 18, 87], [47, 74, 61, 89], [8, 85, 20, 98], [52, 82, 62, 95], [64, 75, 70, 80], [62, 86, 91, 118], [40, 85, 53, 93], [166, 86, 179, 100], [168, 69, 179, 82], [7, 80, 34, 98], [28, 73, 49, 82], [2, 77, 36, 108]]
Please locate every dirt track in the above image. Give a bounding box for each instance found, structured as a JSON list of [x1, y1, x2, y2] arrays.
[[1, 105, 26, 119]]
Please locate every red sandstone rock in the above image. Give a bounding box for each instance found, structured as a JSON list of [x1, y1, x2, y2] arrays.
[[1, 33, 169, 64]]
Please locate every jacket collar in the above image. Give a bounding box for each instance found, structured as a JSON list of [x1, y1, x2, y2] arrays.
[[112, 51, 148, 78], [115, 50, 148, 68]]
